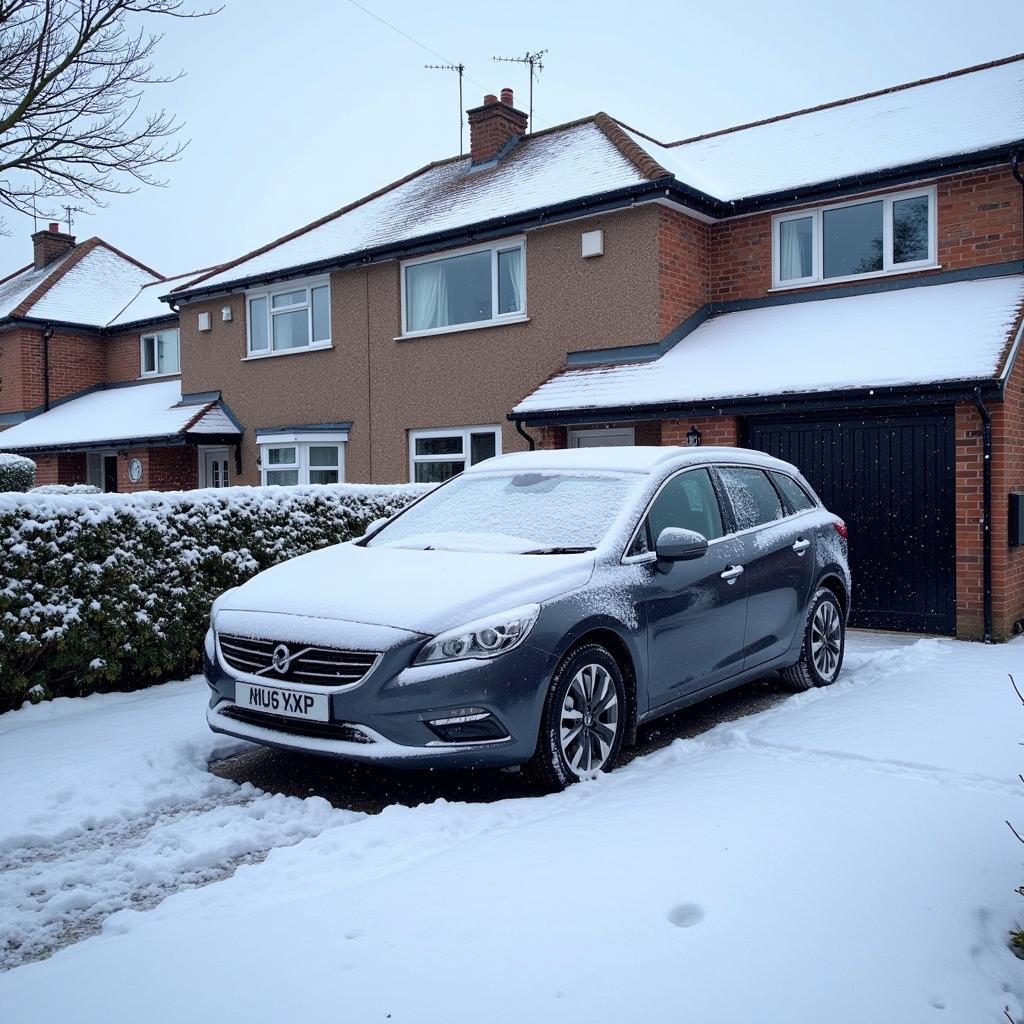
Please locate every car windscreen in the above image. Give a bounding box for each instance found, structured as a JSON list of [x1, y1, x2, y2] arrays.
[[368, 471, 640, 553]]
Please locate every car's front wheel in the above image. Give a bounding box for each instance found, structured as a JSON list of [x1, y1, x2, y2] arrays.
[[526, 643, 627, 791], [782, 586, 845, 691]]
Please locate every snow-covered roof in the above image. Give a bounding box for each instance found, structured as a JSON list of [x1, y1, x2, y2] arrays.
[[0, 253, 76, 315], [0, 380, 239, 452], [514, 275, 1024, 416], [621, 55, 1024, 203], [108, 270, 203, 327], [27, 245, 158, 326], [178, 121, 648, 294]]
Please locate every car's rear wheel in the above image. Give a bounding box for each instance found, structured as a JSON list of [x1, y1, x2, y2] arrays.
[[782, 586, 845, 691], [526, 643, 626, 791]]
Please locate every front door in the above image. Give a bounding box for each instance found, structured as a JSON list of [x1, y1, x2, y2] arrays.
[[714, 465, 816, 668], [102, 455, 118, 493], [202, 448, 230, 488], [634, 467, 749, 710]]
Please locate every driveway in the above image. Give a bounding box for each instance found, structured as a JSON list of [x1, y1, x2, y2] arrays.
[[1, 631, 1021, 1023]]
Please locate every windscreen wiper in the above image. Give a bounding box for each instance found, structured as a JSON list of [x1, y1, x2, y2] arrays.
[[522, 545, 596, 555]]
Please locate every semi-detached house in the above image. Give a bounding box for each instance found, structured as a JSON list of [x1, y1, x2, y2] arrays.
[[1, 55, 1023, 642]]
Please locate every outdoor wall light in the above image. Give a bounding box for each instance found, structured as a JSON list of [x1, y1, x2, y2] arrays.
[[686, 426, 702, 447]]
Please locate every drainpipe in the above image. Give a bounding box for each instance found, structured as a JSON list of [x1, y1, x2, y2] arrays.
[[973, 388, 993, 643], [1013, 149, 1024, 250], [514, 418, 536, 451], [41, 323, 53, 411]]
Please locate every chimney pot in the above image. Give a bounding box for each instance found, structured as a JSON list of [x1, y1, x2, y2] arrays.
[[48, 222, 59, 233], [467, 90, 528, 164]]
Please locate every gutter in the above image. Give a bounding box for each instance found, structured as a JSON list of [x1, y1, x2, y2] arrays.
[[973, 388, 994, 643]]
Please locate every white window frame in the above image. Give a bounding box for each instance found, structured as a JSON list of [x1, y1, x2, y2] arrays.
[[245, 276, 331, 358], [400, 237, 527, 339], [408, 425, 502, 482], [771, 185, 938, 290], [257, 431, 347, 485], [139, 328, 180, 378]]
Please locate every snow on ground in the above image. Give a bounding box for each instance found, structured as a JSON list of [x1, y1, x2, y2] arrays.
[[1, 633, 1023, 1022]]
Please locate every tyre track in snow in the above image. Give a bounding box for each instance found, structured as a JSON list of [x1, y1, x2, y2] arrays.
[[0, 790, 360, 972]]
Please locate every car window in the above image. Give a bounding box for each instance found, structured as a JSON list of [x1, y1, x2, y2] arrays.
[[629, 468, 724, 555], [717, 466, 784, 531], [770, 472, 816, 513]]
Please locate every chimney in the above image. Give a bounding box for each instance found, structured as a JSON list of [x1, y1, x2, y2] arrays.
[[32, 221, 76, 269], [467, 88, 528, 164]]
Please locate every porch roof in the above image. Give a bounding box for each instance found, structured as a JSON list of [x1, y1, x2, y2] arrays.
[[0, 380, 240, 454], [513, 274, 1024, 421]]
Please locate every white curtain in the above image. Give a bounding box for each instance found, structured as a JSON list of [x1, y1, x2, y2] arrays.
[[406, 262, 449, 331], [499, 248, 523, 313], [780, 218, 812, 281]]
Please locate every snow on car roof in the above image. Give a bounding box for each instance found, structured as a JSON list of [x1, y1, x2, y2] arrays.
[[619, 55, 1024, 202], [0, 379, 238, 451], [176, 121, 647, 294], [514, 274, 1024, 416], [471, 446, 791, 475]]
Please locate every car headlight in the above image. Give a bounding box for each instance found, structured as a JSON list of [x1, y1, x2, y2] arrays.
[[414, 604, 540, 666]]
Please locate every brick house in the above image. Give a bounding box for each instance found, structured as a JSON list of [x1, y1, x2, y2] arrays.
[[0, 224, 239, 491], [165, 56, 1024, 639]]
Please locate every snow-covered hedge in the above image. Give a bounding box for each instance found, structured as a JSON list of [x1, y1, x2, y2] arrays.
[[30, 483, 101, 495], [0, 453, 35, 492], [0, 483, 428, 711]]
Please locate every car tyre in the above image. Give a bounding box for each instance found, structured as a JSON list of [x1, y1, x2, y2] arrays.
[[782, 586, 845, 692], [525, 643, 627, 792]]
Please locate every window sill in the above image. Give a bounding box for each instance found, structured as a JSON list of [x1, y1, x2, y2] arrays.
[[769, 263, 942, 292], [137, 371, 181, 381], [396, 315, 529, 341], [242, 343, 333, 361]]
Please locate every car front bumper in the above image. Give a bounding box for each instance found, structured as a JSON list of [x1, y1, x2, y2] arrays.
[[203, 630, 557, 770]]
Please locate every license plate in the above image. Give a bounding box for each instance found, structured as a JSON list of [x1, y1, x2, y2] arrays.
[[235, 682, 329, 722]]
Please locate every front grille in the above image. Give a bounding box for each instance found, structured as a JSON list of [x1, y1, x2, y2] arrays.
[[218, 633, 379, 687], [222, 705, 374, 743]]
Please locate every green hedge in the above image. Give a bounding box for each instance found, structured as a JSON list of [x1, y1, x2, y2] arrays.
[[0, 482, 427, 712], [0, 453, 35, 492]]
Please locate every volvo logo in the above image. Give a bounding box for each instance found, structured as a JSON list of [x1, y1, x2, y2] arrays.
[[271, 643, 292, 674]]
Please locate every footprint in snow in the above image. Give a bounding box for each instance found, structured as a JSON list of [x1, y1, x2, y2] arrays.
[[666, 903, 705, 928]]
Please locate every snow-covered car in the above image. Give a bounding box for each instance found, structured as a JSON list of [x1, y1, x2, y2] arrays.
[[204, 446, 850, 788]]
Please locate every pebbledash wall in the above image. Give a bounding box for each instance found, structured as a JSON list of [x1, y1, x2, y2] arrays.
[[178, 204, 664, 485]]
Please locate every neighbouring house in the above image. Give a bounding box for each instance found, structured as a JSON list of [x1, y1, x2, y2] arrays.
[[0, 224, 239, 491]]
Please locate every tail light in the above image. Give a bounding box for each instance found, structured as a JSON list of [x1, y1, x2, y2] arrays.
[[834, 519, 848, 540]]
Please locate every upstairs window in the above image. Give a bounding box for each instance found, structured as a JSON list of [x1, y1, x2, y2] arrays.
[[140, 329, 179, 377], [772, 186, 936, 288], [401, 239, 525, 336], [247, 278, 330, 356]]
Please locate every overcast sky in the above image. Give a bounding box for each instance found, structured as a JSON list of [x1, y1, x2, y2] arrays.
[[1, 0, 1022, 276]]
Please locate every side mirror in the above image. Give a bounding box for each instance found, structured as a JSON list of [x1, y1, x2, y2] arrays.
[[655, 527, 708, 563], [363, 517, 389, 539]]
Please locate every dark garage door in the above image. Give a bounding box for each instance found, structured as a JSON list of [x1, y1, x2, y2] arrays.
[[745, 411, 956, 634]]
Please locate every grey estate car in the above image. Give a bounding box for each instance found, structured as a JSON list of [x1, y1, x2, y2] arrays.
[[205, 446, 850, 789]]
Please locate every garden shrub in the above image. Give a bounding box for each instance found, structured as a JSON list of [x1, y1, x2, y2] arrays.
[[0, 453, 35, 492], [0, 482, 427, 711]]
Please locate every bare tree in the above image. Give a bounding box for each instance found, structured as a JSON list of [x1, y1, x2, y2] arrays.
[[0, 0, 217, 233]]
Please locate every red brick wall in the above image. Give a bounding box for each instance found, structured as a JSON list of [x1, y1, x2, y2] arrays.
[[31, 453, 87, 486], [662, 416, 739, 447], [658, 207, 709, 335], [708, 165, 1023, 304], [118, 446, 197, 493], [537, 425, 567, 449], [954, 403, 985, 638], [106, 330, 142, 383]]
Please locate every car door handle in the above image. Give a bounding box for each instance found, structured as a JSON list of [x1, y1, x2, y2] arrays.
[[720, 565, 744, 584], [792, 538, 811, 556]]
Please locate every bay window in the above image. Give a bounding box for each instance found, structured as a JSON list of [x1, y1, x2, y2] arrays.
[[256, 429, 348, 485], [772, 186, 936, 288], [140, 329, 179, 376], [409, 426, 501, 483], [401, 239, 525, 336], [247, 278, 331, 356]]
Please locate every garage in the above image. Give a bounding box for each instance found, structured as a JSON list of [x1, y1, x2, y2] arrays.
[[744, 410, 957, 635]]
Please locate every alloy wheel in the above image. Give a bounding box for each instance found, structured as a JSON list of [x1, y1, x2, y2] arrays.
[[559, 663, 619, 777], [811, 600, 842, 680]]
